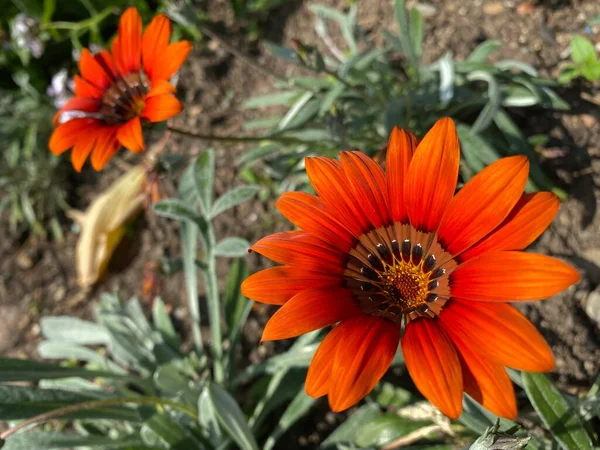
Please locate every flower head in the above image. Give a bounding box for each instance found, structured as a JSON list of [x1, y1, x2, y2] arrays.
[[242, 118, 580, 419], [49, 7, 191, 171]]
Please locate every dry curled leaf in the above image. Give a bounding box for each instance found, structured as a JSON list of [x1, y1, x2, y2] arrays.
[[69, 166, 147, 287]]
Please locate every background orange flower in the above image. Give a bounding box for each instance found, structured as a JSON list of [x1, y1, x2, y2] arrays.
[[49, 7, 191, 171]]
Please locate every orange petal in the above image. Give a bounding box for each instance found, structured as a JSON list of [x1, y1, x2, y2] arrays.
[[438, 156, 529, 256], [74, 75, 103, 99], [251, 231, 346, 273], [241, 266, 341, 305], [49, 118, 98, 155], [402, 319, 462, 418], [305, 157, 369, 237], [328, 316, 399, 412], [90, 127, 120, 171], [142, 94, 182, 122], [117, 117, 144, 153], [79, 48, 113, 90], [113, 7, 142, 75], [53, 97, 100, 126], [276, 192, 356, 252], [306, 325, 347, 398], [142, 14, 171, 80], [340, 151, 391, 229], [439, 300, 554, 372], [95, 50, 118, 79], [71, 124, 101, 172], [452, 333, 517, 419], [461, 193, 560, 260], [261, 288, 362, 341], [386, 126, 418, 223], [147, 80, 176, 98], [451, 251, 580, 301], [404, 117, 460, 233], [151, 41, 192, 81]]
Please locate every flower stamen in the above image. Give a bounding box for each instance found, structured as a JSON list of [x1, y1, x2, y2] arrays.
[[344, 224, 457, 324]]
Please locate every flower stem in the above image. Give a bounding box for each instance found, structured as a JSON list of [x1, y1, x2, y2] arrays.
[[0, 396, 197, 441], [167, 126, 310, 145]]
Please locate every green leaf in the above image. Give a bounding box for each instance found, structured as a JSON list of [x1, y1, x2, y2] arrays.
[[243, 91, 298, 109], [394, 0, 418, 66], [409, 7, 424, 58], [211, 185, 259, 218], [224, 259, 249, 337], [278, 91, 316, 130], [467, 40, 501, 63], [571, 35, 597, 64], [198, 386, 223, 444], [37, 341, 125, 373], [208, 382, 259, 450], [153, 199, 207, 232], [263, 389, 315, 450], [356, 414, 431, 447], [321, 403, 381, 447], [264, 41, 300, 64], [152, 298, 181, 350], [2, 432, 145, 450], [0, 385, 141, 421], [213, 237, 251, 258], [467, 71, 500, 134], [180, 220, 203, 354], [522, 372, 593, 450], [141, 413, 188, 447], [192, 151, 215, 218], [0, 358, 125, 382], [581, 60, 600, 82]]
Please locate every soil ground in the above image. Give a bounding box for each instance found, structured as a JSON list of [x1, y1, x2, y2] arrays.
[[1, 0, 600, 447]]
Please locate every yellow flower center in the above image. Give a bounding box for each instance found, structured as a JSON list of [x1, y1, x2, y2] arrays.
[[99, 72, 149, 124], [344, 224, 457, 325]]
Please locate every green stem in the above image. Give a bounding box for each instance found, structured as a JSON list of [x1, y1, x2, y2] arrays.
[[202, 226, 225, 384], [44, 6, 113, 31], [181, 222, 204, 356], [167, 126, 311, 146], [0, 396, 197, 441]]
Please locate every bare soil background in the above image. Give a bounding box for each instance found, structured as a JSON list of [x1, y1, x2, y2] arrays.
[[1, 0, 600, 446]]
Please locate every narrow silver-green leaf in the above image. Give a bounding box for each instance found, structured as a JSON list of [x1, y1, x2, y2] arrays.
[[0, 358, 125, 382], [152, 297, 181, 350], [208, 382, 259, 450], [199, 386, 223, 444], [243, 91, 298, 109], [467, 40, 501, 63], [211, 185, 259, 218], [3, 432, 145, 450], [522, 372, 593, 450], [40, 317, 110, 345], [192, 150, 215, 218], [263, 389, 316, 450], [213, 237, 251, 258]]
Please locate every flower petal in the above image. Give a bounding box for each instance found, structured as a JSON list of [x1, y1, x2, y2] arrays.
[[438, 156, 529, 256], [329, 316, 399, 412], [71, 124, 102, 172], [276, 192, 356, 252], [53, 97, 100, 126], [439, 300, 554, 372], [305, 156, 369, 236], [404, 117, 460, 233], [402, 318, 462, 418], [147, 80, 176, 98], [261, 288, 362, 341], [251, 231, 346, 273], [112, 7, 142, 75], [74, 75, 104, 99], [450, 251, 580, 301], [90, 127, 120, 171], [452, 332, 517, 419], [241, 266, 341, 305], [150, 41, 192, 81], [79, 48, 113, 90], [142, 94, 182, 122], [142, 14, 171, 80], [306, 324, 347, 398], [116, 117, 144, 153], [340, 151, 391, 229], [49, 118, 99, 155], [461, 193, 560, 260], [386, 126, 418, 223]]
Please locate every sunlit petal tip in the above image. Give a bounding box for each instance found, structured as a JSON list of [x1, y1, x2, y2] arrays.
[[402, 319, 463, 419]]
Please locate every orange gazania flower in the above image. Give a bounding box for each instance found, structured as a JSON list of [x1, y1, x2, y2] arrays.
[[242, 118, 580, 419], [49, 7, 191, 171]]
